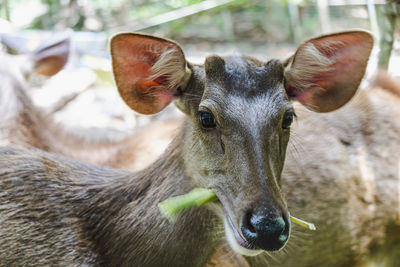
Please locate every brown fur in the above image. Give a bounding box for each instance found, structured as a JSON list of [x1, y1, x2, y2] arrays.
[[0, 141, 219, 267]]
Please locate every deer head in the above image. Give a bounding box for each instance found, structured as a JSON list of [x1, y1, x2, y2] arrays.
[[110, 30, 373, 255]]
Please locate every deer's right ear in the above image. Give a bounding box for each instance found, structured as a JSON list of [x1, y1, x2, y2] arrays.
[[283, 30, 373, 112], [110, 33, 191, 115]]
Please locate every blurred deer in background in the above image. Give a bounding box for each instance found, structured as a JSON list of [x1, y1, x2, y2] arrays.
[[0, 34, 70, 148], [374, 69, 400, 98], [0, 34, 179, 171], [0, 30, 381, 266]]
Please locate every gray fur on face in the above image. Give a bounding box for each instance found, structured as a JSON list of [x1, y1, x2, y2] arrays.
[[182, 56, 291, 228]]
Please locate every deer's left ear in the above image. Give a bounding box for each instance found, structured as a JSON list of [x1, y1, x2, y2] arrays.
[[284, 30, 373, 112]]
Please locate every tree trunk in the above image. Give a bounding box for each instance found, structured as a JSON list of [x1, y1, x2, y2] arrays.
[[376, 1, 398, 69]]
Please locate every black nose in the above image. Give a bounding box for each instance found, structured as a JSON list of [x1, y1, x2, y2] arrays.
[[241, 210, 290, 251]]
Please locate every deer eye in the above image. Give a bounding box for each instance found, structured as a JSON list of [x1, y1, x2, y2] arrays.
[[282, 110, 295, 129], [199, 111, 217, 129]]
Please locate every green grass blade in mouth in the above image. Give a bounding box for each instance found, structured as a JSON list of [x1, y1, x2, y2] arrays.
[[158, 187, 316, 231], [290, 215, 316, 230], [158, 188, 217, 222]]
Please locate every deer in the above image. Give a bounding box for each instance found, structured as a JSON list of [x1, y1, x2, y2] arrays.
[[0, 30, 381, 266], [0, 34, 179, 171], [0, 34, 70, 148]]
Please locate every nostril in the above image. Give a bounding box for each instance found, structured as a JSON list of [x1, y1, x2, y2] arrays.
[[244, 210, 256, 234], [241, 210, 258, 242], [279, 233, 288, 243], [280, 215, 290, 241], [241, 211, 290, 251], [275, 217, 286, 232], [277, 217, 289, 242]]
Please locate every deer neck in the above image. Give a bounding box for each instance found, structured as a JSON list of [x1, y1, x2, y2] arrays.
[[82, 133, 222, 267]]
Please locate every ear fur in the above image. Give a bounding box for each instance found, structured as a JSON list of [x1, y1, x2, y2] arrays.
[[110, 33, 191, 115], [284, 30, 373, 112]]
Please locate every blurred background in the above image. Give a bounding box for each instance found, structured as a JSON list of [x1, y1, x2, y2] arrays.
[[0, 0, 399, 133]]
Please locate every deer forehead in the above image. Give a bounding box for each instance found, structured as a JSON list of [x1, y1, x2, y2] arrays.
[[203, 55, 284, 96], [199, 55, 290, 126]]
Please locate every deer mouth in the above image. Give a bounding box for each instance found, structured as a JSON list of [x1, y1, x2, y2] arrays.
[[224, 214, 263, 256]]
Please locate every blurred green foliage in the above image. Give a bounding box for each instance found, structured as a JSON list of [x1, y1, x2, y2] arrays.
[[1, 0, 371, 45]]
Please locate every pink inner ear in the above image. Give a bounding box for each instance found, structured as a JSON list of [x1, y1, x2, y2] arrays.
[[152, 88, 174, 111], [288, 86, 313, 105], [113, 37, 169, 80], [111, 34, 185, 114], [313, 80, 331, 88], [136, 79, 174, 110], [137, 80, 161, 90], [311, 33, 366, 58]]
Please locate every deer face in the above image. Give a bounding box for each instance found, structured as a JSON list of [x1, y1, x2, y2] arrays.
[[110, 31, 373, 255], [180, 56, 292, 254]]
